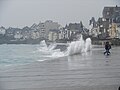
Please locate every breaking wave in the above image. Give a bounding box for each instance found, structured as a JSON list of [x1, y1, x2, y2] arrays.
[[37, 35, 92, 61]]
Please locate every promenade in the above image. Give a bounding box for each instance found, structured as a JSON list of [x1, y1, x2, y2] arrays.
[[0, 47, 120, 90]]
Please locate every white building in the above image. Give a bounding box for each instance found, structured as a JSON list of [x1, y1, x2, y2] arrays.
[[14, 33, 22, 39], [0, 26, 6, 35], [14, 30, 23, 39], [48, 29, 59, 41], [89, 22, 100, 37]]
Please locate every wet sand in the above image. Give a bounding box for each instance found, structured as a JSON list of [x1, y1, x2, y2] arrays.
[[0, 47, 120, 90]]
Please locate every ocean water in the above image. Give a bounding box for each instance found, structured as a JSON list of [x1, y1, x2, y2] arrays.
[[0, 43, 67, 69], [0, 44, 46, 68], [0, 36, 92, 69]]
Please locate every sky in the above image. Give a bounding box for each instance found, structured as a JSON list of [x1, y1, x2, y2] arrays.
[[0, 0, 120, 28]]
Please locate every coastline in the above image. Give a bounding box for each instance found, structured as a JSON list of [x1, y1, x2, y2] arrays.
[[0, 47, 120, 90]]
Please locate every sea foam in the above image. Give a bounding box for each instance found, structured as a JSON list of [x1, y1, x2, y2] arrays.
[[38, 35, 92, 58]]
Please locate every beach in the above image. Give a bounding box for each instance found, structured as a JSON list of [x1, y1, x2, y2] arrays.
[[0, 46, 120, 90]]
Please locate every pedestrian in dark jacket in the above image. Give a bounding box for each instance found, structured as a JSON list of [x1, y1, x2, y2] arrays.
[[104, 42, 111, 55]]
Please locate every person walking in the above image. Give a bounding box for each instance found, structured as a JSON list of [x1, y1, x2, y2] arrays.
[[104, 42, 111, 55]]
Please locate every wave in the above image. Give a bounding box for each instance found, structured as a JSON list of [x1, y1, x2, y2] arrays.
[[36, 35, 92, 62]]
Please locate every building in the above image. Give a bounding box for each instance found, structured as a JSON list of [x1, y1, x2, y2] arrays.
[[116, 23, 120, 38], [103, 5, 120, 23], [65, 22, 83, 33], [30, 30, 40, 39], [30, 20, 60, 40], [89, 17, 99, 37], [0, 26, 6, 35], [5, 27, 18, 39], [14, 30, 23, 39], [102, 5, 120, 38], [48, 29, 60, 42], [97, 17, 110, 39], [90, 5, 120, 39], [108, 23, 120, 39], [103, 6, 120, 39], [65, 22, 87, 39], [22, 26, 31, 40]]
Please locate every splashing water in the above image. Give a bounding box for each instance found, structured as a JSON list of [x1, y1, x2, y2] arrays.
[[67, 35, 85, 55], [38, 40, 57, 52], [38, 40, 63, 58], [84, 38, 92, 52], [38, 40, 48, 51], [38, 35, 92, 59], [67, 35, 92, 55]]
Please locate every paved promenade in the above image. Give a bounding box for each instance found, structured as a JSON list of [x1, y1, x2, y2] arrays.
[[0, 47, 120, 90]]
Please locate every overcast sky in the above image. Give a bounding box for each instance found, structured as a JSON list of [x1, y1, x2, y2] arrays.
[[0, 0, 120, 28]]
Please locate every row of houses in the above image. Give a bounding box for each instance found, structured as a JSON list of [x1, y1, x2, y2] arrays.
[[0, 20, 60, 41], [0, 20, 89, 43], [89, 5, 120, 39], [48, 22, 89, 42]]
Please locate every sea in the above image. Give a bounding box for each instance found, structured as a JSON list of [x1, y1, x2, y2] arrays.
[[0, 37, 93, 70]]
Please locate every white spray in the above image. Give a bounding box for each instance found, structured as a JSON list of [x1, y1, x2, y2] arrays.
[[38, 35, 92, 58], [84, 38, 92, 52], [67, 35, 92, 56], [67, 35, 85, 55]]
